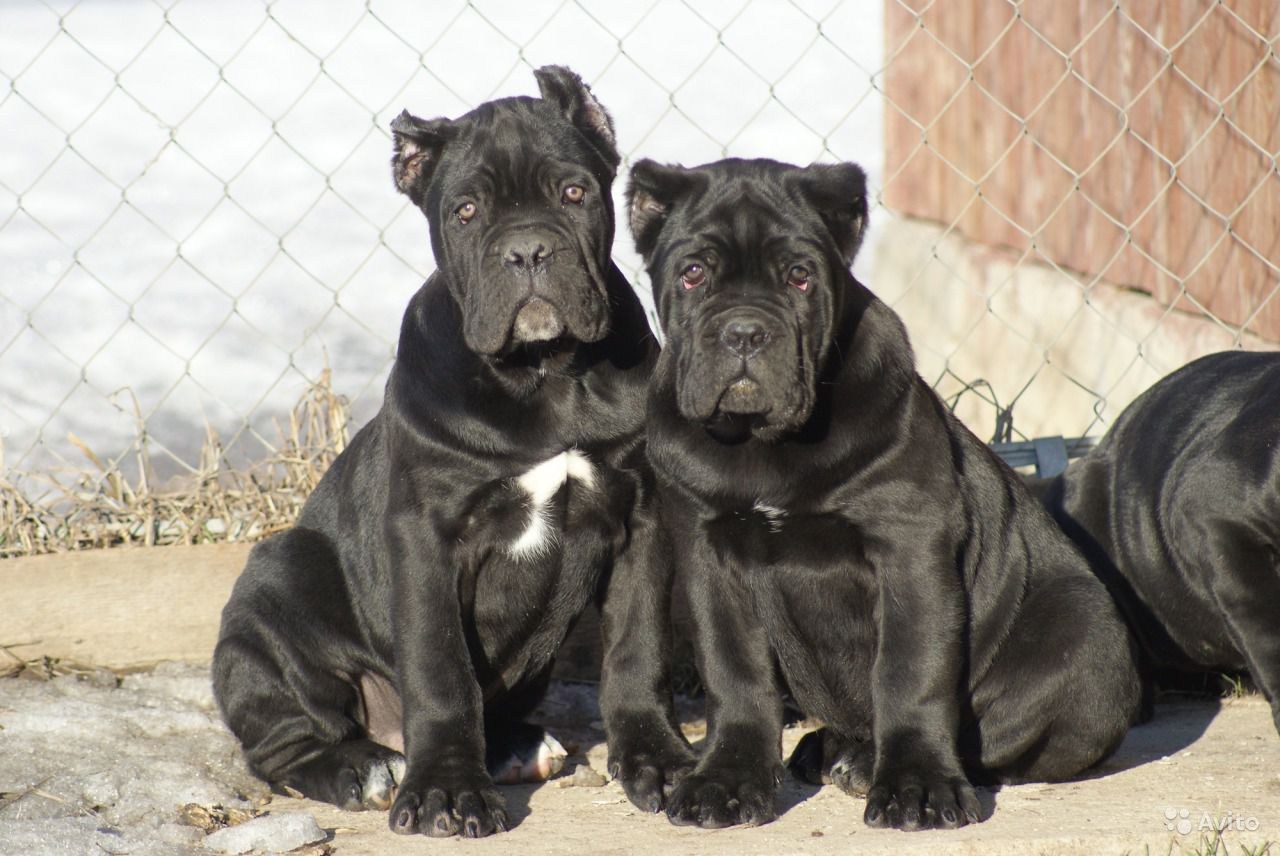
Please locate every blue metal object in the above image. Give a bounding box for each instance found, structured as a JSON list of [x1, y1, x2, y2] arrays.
[[990, 436, 1097, 477]]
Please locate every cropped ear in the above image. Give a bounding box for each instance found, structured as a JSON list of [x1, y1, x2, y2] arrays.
[[390, 110, 456, 204], [787, 163, 869, 266], [626, 159, 702, 258], [533, 65, 620, 172]]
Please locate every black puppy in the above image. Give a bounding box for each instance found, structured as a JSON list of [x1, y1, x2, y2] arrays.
[[212, 67, 692, 839], [628, 158, 1142, 831], [1037, 351, 1280, 736]]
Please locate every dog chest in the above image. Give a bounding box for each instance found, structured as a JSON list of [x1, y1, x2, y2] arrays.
[[462, 448, 620, 687], [507, 450, 598, 558], [699, 506, 880, 726], [704, 505, 866, 570]]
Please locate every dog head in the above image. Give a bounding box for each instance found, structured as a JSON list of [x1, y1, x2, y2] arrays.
[[391, 66, 621, 357], [628, 158, 868, 441]]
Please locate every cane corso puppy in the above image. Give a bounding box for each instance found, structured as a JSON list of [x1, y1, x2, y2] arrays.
[[627, 157, 1142, 831], [212, 67, 693, 839], [1037, 351, 1280, 736]]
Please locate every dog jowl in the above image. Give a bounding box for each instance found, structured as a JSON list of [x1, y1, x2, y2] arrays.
[[630, 158, 1140, 831], [212, 67, 690, 840]]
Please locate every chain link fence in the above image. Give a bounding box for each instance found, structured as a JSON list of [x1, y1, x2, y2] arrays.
[[880, 0, 1280, 442], [2, 0, 1277, 547]]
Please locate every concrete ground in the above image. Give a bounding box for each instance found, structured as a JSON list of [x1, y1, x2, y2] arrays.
[[3, 545, 1279, 855]]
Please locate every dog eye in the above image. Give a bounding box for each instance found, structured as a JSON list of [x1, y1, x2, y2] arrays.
[[562, 185, 585, 204], [456, 202, 477, 224], [681, 264, 706, 290], [787, 265, 810, 292]]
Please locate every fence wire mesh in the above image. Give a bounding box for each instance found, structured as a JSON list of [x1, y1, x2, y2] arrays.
[[881, 0, 1280, 442], [2, 0, 1278, 548]]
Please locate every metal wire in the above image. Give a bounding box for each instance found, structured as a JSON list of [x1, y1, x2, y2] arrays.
[[1, 0, 1276, 495]]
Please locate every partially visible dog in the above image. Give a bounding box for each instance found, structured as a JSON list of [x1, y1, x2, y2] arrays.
[[629, 157, 1142, 831], [212, 66, 692, 839], [1037, 351, 1280, 736]]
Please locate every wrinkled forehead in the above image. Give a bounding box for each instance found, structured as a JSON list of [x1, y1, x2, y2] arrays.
[[437, 99, 602, 193], [672, 176, 814, 260]]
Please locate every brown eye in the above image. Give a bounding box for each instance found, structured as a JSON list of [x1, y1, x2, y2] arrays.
[[681, 264, 706, 290], [456, 202, 477, 224], [787, 265, 811, 291], [562, 185, 585, 204]]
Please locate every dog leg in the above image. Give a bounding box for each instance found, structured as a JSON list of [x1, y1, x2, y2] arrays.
[[965, 574, 1141, 783], [660, 523, 782, 829], [214, 531, 405, 811], [599, 506, 698, 812], [384, 510, 508, 839], [861, 520, 990, 831]]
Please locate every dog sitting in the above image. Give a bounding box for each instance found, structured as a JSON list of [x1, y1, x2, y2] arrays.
[[627, 156, 1142, 830], [212, 66, 691, 839]]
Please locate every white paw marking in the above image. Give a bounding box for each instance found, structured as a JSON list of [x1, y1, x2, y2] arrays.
[[491, 733, 568, 784], [361, 754, 405, 809], [508, 450, 596, 559]]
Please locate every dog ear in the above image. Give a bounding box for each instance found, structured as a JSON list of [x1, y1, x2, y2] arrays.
[[390, 110, 455, 203], [627, 159, 700, 258], [533, 65, 620, 172], [789, 163, 870, 266]]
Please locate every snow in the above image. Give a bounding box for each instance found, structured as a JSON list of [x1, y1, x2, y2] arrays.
[[0, 817, 204, 856], [0, 662, 619, 854], [0, 0, 885, 478], [0, 664, 269, 856], [203, 813, 326, 854]]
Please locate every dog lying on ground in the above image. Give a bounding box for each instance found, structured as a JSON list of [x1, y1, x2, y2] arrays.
[[1036, 350, 1280, 737], [212, 66, 692, 839], [627, 157, 1142, 831]]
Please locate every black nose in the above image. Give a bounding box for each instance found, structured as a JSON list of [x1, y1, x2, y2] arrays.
[[502, 235, 553, 270], [721, 316, 772, 359]]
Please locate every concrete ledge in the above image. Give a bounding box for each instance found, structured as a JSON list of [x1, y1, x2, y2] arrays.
[[0, 542, 606, 680], [2, 543, 251, 668], [871, 217, 1278, 441]]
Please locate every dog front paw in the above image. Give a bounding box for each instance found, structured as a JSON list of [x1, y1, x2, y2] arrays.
[[607, 736, 697, 813], [664, 766, 780, 829], [863, 769, 982, 831], [389, 772, 508, 838]]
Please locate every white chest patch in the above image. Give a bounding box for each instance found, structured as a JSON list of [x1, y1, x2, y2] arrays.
[[508, 450, 597, 559], [753, 500, 787, 533]]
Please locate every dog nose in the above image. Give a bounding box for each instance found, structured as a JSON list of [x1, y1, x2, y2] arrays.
[[721, 316, 772, 359], [502, 236, 552, 270]]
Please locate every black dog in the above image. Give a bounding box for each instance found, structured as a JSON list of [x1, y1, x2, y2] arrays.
[[628, 157, 1142, 831], [1037, 351, 1280, 736], [212, 67, 692, 838]]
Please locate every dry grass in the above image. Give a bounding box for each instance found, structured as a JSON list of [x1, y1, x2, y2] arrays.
[[0, 371, 349, 558]]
